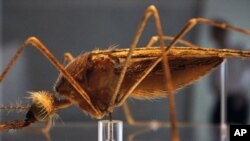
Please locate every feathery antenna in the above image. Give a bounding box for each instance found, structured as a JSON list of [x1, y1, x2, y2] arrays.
[[0, 105, 30, 111]]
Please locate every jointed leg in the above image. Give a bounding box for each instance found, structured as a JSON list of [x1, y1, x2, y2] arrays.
[[0, 37, 100, 116], [106, 5, 179, 141], [110, 5, 166, 105], [163, 18, 250, 53], [123, 102, 135, 125], [0, 44, 82, 131], [146, 35, 199, 48], [143, 19, 250, 132], [110, 5, 166, 110], [62, 52, 74, 66], [118, 16, 250, 141], [117, 18, 250, 103], [42, 117, 53, 133], [41, 54, 74, 132]]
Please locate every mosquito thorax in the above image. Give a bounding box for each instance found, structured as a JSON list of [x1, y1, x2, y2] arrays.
[[54, 52, 120, 119]]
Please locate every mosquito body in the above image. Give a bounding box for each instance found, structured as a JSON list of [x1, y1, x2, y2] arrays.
[[1, 5, 250, 141], [55, 47, 250, 119]]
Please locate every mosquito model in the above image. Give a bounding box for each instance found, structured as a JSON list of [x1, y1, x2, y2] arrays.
[[1, 5, 250, 141]]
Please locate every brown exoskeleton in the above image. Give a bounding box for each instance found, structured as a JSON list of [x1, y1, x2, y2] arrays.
[[1, 5, 250, 141]]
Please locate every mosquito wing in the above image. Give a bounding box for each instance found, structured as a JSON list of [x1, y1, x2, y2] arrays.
[[102, 47, 250, 100]]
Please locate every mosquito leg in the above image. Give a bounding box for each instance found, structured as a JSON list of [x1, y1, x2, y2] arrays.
[[115, 16, 250, 141], [0, 37, 101, 116], [109, 5, 167, 109], [116, 19, 250, 103], [162, 18, 250, 55], [62, 52, 74, 66], [110, 4, 166, 107], [122, 101, 135, 125], [42, 117, 53, 133], [146, 35, 199, 48], [0, 52, 74, 131], [109, 5, 179, 141]]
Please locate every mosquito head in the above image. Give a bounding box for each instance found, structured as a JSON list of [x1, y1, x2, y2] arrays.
[[0, 91, 55, 130], [27, 91, 56, 122]]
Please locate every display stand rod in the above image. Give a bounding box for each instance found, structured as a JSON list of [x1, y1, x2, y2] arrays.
[[220, 61, 227, 141]]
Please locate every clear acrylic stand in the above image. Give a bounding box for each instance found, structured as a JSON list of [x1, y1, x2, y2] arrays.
[[220, 61, 227, 141], [98, 120, 123, 141]]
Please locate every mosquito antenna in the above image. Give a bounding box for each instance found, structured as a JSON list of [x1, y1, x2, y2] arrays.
[[0, 105, 30, 111]]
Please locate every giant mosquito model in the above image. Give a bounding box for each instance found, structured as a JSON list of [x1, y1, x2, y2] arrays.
[[1, 5, 250, 141]]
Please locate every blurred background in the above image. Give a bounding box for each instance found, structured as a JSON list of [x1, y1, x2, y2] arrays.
[[0, 0, 250, 141]]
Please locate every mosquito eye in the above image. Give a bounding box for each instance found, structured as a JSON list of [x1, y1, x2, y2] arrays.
[[26, 110, 36, 122]]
